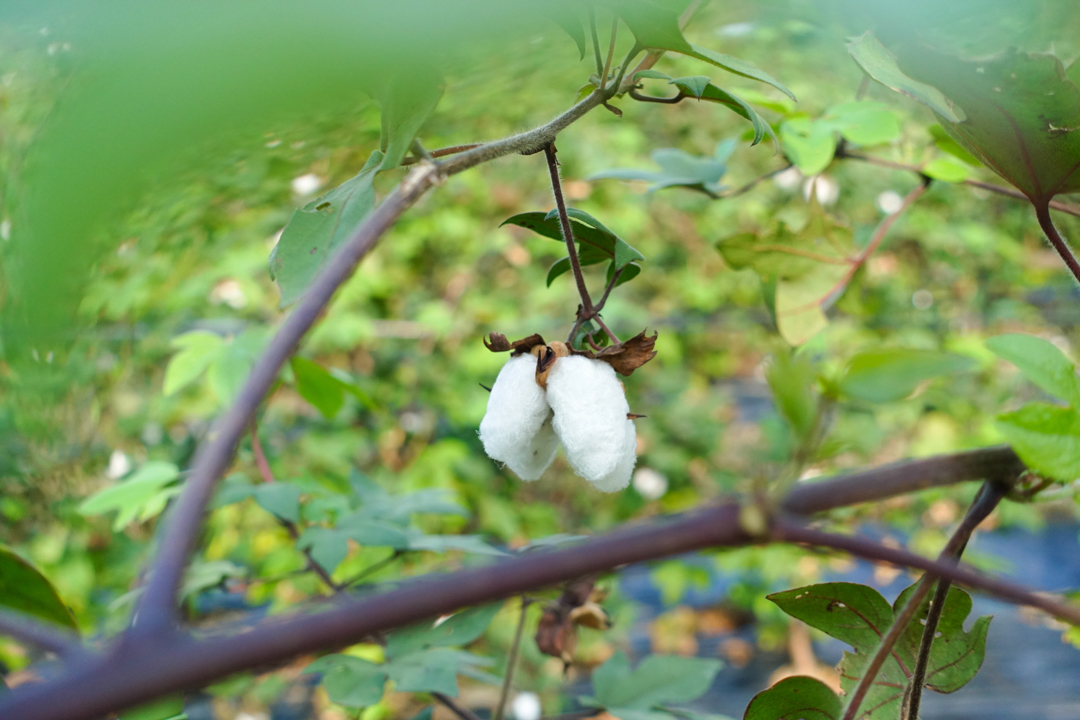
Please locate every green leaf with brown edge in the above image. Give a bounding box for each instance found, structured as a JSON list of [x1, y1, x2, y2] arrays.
[[270, 150, 383, 307], [849, 32, 1080, 204], [996, 403, 1080, 480], [768, 582, 991, 720], [0, 545, 78, 631], [838, 348, 975, 403], [682, 44, 796, 101], [612, 0, 693, 54], [742, 676, 840, 720]]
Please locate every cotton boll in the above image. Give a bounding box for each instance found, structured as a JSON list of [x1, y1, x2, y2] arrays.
[[546, 355, 631, 483], [588, 419, 638, 492], [479, 353, 557, 481]]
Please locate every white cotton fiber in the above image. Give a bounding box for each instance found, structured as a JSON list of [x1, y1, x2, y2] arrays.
[[479, 353, 558, 481], [589, 419, 638, 492], [546, 355, 631, 485]]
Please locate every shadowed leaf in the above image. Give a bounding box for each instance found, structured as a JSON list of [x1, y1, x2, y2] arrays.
[[0, 546, 78, 631], [743, 676, 840, 720]]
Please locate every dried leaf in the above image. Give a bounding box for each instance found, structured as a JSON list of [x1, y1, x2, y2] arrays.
[[578, 330, 658, 376], [483, 333, 546, 355]]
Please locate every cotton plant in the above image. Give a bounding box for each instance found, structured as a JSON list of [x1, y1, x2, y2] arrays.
[[479, 332, 655, 492]]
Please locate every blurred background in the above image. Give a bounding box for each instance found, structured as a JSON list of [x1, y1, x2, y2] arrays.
[[2, 1, 1080, 718]]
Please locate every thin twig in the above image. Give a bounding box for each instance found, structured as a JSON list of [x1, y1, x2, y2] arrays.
[[838, 481, 1005, 720], [343, 551, 402, 587], [0, 609, 84, 659], [494, 597, 532, 720], [903, 482, 1008, 720], [250, 423, 342, 592], [544, 143, 594, 316], [838, 149, 1080, 220], [721, 163, 795, 198], [594, 268, 623, 312], [1034, 201, 1080, 284], [401, 143, 483, 166], [433, 692, 485, 720]]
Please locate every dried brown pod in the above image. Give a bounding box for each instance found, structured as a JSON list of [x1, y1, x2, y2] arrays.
[[576, 330, 658, 376], [483, 332, 547, 355], [535, 577, 610, 668]]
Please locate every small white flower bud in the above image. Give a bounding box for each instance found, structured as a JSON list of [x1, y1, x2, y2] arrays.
[[545, 355, 633, 489], [479, 354, 558, 481]]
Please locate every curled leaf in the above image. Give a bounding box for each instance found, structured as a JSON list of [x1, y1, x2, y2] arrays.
[[577, 330, 658, 376], [483, 333, 546, 355]]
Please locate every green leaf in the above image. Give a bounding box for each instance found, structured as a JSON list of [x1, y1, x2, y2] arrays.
[[614, 0, 692, 53], [589, 145, 733, 196], [163, 331, 224, 396], [847, 33, 964, 123], [547, 257, 573, 287], [682, 44, 796, 101], [304, 655, 387, 708], [386, 648, 491, 696], [717, 208, 855, 346], [78, 461, 181, 531], [780, 116, 836, 176], [252, 483, 303, 524], [929, 124, 981, 166], [181, 560, 245, 600], [335, 518, 413, 549], [671, 75, 711, 99], [296, 527, 349, 573], [387, 603, 502, 658], [768, 582, 990, 719], [825, 102, 900, 146], [997, 403, 1080, 480], [0, 545, 78, 631], [552, 9, 587, 60], [922, 157, 971, 182], [291, 356, 372, 418], [269, 150, 383, 307], [839, 348, 975, 403], [503, 208, 642, 272], [696, 85, 777, 148], [986, 333, 1080, 406], [377, 71, 443, 171], [119, 697, 187, 720], [849, 32, 1080, 203], [607, 260, 642, 287], [766, 351, 818, 441], [743, 676, 840, 720], [589, 652, 722, 710]]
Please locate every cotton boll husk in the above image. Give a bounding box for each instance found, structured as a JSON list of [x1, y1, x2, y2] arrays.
[[589, 419, 638, 492], [479, 353, 557, 481], [546, 355, 631, 483]]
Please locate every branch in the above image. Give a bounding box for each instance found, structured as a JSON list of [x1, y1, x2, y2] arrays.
[[839, 481, 1005, 720], [1034, 201, 1080, 285], [0, 609, 84, 659], [433, 692, 485, 720], [545, 143, 595, 316], [0, 447, 1033, 720], [132, 88, 610, 637], [837, 149, 1080, 220], [494, 597, 531, 720], [628, 88, 685, 104], [902, 482, 1008, 720], [599, 16, 618, 93]]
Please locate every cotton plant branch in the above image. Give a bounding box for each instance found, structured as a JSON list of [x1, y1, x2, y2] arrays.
[[0, 446, 1044, 720], [494, 596, 533, 720], [0, 609, 85, 659], [836, 480, 1006, 720], [836, 148, 1080, 220], [1033, 202, 1080, 285]]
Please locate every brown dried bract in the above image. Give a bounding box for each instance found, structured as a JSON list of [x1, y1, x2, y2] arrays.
[[577, 330, 658, 376], [535, 577, 610, 668], [483, 332, 546, 355]]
